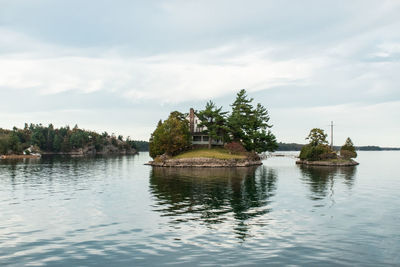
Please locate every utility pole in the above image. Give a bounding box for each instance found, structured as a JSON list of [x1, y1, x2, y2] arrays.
[[330, 121, 334, 150]]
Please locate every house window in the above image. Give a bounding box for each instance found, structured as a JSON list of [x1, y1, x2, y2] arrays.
[[193, 136, 202, 142], [202, 136, 209, 141]]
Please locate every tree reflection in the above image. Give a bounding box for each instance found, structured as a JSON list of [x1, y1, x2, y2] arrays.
[[149, 166, 277, 240], [298, 165, 356, 200]]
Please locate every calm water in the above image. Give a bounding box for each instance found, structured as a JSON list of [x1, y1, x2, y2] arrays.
[[0, 152, 399, 266]]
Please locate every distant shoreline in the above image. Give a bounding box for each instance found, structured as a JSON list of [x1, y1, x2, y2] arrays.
[[277, 142, 400, 151]]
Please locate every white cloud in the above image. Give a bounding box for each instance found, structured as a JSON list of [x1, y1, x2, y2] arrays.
[[1, 1, 399, 146], [0, 31, 317, 102]]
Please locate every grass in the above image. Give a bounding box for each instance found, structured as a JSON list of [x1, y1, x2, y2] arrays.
[[173, 148, 246, 160]]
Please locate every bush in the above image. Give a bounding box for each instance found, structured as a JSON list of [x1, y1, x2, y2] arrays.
[[340, 149, 357, 159], [299, 144, 333, 161], [340, 137, 357, 159], [224, 142, 246, 154]]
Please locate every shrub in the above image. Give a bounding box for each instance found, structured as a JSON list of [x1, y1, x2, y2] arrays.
[[299, 144, 333, 161], [340, 137, 357, 159], [340, 149, 357, 159], [224, 142, 247, 154]]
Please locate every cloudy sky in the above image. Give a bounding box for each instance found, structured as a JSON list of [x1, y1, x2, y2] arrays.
[[1, 0, 399, 146]]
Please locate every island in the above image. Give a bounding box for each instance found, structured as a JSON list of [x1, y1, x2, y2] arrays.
[[146, 147, 262, 167], [295, 128, 359, 167], [146, 90, 278, 167], [0, 124, 141, 159]]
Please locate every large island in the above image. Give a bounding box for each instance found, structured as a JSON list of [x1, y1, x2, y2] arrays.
[[0, 124, 139, 159], [146, 90, 278, 168]]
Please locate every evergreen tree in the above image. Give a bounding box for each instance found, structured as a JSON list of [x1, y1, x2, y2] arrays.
[[228, 89, 253, 143], [227, 89, 277, 153], [198, 101, 229, 148]]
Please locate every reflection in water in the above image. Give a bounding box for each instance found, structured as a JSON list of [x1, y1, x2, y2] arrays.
[[298, 165, 356, 201], [149, 166, 277, 240]]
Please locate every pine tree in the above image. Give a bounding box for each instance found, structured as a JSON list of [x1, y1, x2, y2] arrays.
[[198, 101, 229, 148], [227, 89, 277, 152]]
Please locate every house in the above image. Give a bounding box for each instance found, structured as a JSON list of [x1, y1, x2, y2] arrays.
[[186, 108, 224, 146]]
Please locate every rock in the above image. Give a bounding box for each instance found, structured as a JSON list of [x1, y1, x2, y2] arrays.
[[296, 159, 359, 166], [146, 157, 262, 167]]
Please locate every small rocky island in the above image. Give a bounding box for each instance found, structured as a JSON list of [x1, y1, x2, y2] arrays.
[[147, 90, 278, 168], [295, 129, 359, 167]]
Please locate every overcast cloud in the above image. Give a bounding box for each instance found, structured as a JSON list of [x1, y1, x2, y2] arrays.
[[1, 0, 399, 146]]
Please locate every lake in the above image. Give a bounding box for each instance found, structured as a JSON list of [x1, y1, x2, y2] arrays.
[[1, 152, 399, 266]]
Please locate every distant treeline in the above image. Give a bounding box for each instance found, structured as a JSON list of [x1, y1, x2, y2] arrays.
[[0, 124, 143, 155], [277, 142, 400, 151], [133, 140, 149, 151]]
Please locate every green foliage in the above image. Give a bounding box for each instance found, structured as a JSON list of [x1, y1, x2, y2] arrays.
[[300, 128, 335, 161], [0, 124, 141, 155], [340, 137, 357, 159], [149, 112, 191, 158], [228, 89, 253, 143], [131, 140, 149, 151], [277, 142, 304, 151], [306, 128, 328, 146], [0, 136, 10, 154], [198, 101, 229, 148], [227, 89, 277, 153], [299, 144, 333, 161]]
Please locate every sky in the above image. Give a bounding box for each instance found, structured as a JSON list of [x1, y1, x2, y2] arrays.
[[0, 0, 399, 146]]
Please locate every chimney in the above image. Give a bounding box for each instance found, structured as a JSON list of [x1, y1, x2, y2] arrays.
[[189, 108, 194, 133]]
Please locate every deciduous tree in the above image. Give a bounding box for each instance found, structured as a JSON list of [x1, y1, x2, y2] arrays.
[[149, 112, 191, 158]]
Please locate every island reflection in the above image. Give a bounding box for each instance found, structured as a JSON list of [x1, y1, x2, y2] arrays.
[[149, 166, 277, 240], [298, 165, 357, 200]]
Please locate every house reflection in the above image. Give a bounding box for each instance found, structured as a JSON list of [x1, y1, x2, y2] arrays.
[[298, 165, 357, 200], [149, 166, 277, 240]]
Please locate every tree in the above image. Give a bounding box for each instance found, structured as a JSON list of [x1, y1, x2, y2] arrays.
[[299, 128, 334, 161], [228, 89, 253, 143], [227, 89, 277, 153], [306, 128, 328, 146], [197, 101, 229, 148], [31, 125, 46, 149], [149, 112, 191, 158], [149, 120, 164, 158], [340, 137, 357, 159], [9, 131, 22, 154], [0, 136, 10, 155], [53, 133, 63, 152]]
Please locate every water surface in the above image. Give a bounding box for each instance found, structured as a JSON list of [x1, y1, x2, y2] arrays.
[[0, 152, 399, 266]]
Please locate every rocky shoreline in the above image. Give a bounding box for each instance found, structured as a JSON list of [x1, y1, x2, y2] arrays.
[[0, 154, 41, 159], [296, 159, 359, 166], [146, 157, 262, 168], [1, 147, 138, 160]]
